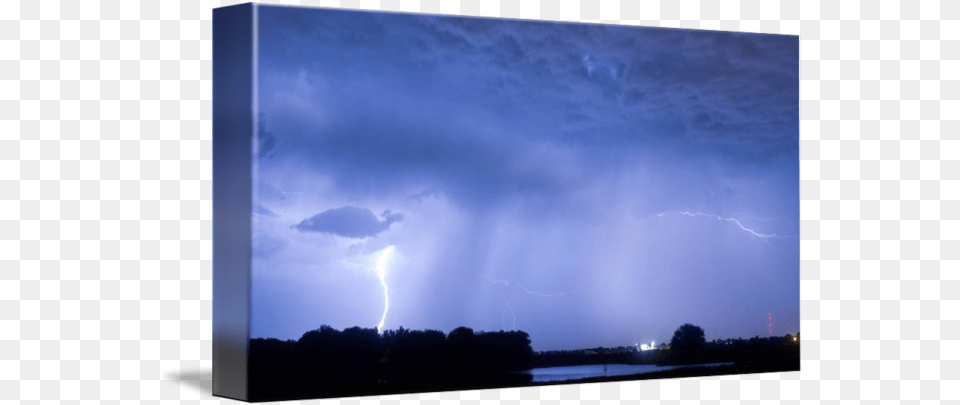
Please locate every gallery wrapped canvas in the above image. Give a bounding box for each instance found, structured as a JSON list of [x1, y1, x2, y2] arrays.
[[213, 3, 799, 401]]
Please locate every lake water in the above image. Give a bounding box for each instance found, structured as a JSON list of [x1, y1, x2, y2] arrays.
[[525, 363, 732, 383]]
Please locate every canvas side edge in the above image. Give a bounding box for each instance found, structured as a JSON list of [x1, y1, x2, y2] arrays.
[[212, 3, 255, 401]]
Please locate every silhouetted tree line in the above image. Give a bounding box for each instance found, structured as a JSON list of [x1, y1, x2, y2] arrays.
[[658, 324, 800, 366], [248, 325, 534, 401], [247, 323, 799, 399], [707, 333, 800, 349], [534, 324, 799, 369]]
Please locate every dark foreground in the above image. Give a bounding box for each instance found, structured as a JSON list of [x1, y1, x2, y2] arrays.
[[248, 326, 535, 402], [534, 353, 800, 387], [244, 326, 800, 402]]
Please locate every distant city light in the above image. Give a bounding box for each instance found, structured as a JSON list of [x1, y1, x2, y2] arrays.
[[640, 341, 656, 351]]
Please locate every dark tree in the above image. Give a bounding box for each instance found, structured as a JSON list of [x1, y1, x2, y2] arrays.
[[669, 323, 706, 351], [447, 326, 476, 344]]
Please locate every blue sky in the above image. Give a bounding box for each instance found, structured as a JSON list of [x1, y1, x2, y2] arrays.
[[248, 5, 799, 351]]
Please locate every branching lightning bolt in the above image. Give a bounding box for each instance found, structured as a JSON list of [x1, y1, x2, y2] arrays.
[[730, 212, 783, 223], [486, 276, 571, 298], [375, 245, 396, 334], [679, 211, 782, 239], [485, 276, 568, 331], [659, 211, 788, 246]]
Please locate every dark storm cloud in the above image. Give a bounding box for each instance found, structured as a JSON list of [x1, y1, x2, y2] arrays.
[[269, 107, 578, 211], [256, 8, 798, 207], [295, 206, 403, 238]]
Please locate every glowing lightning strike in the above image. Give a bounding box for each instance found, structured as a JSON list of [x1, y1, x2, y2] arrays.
[[512, 279, 571, 298], [375, 245, 396, 334], [663, 211, 787, 246], [485, 276, 569, 331], [501, 300, 516, 330], [486, 276, 571, 298]]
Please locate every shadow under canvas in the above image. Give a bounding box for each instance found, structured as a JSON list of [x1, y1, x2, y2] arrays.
[[168, 368, 213, 396]]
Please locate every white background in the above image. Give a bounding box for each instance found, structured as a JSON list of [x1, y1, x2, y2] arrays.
[[4, 0, 956, 403]]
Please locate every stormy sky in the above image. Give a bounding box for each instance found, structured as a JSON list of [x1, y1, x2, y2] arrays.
[[249, 5, 799, 351]]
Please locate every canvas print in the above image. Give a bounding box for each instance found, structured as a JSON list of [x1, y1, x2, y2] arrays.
[[213, 3, 799, 401]]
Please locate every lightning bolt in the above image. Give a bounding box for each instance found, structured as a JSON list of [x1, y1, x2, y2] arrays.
[[486, 276, 510, 287], [511, 279, 571, 298], [730, 212, 782, 223], [485, 276, 567, 331], [486, 276, 571, 298], [659, 211, 787, 246], [375, 245, 396, 334], [501, 300, 516, 330]]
